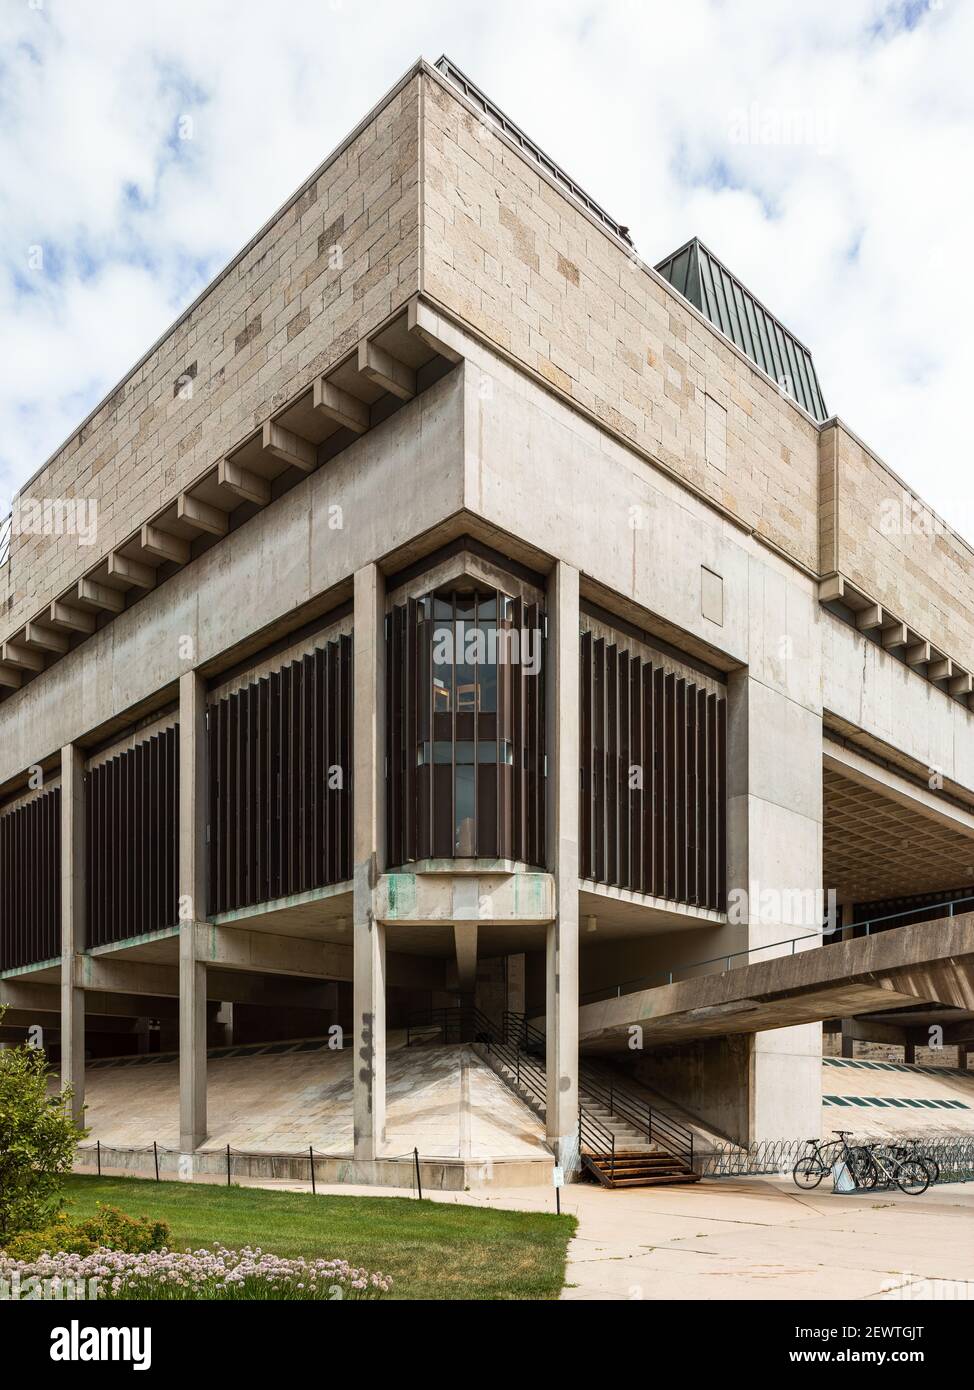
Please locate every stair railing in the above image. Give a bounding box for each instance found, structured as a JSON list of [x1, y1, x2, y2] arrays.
[[504, 1010, 695, 1171]]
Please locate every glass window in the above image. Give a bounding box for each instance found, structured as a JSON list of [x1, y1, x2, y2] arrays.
[[455, 765, 475, 854]]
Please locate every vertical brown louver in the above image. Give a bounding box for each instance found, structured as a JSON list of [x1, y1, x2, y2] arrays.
[[207, 636, 352, 915], [387, 589, 545, 868], [85, 727, 179, 949], [580, 631, 726, 910], [0, 787, 61, 970]]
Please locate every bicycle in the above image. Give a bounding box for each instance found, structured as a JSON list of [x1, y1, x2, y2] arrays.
[[792, 1131, 875, 1190], [890, 1139, 940, 1184], [860, 1142, 930, 1195]]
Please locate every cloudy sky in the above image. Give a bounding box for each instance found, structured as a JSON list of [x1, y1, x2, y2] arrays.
[[1, 0, 971, 540]]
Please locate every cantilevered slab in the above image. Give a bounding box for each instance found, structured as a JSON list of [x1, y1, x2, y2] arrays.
[[574, 914, 974, 1051]]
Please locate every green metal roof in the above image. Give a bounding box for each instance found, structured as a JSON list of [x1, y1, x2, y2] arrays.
[[655, 237, 828, 422]]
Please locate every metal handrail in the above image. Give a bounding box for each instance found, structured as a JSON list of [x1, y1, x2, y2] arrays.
[[578, 894, 974, 1005], [503, 1010, 694, 1169]]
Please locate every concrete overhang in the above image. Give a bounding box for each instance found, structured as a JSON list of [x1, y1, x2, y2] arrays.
[[824, 752, 974, 902], [579, 880, 725, 939], [574, 912, 974, 1052]]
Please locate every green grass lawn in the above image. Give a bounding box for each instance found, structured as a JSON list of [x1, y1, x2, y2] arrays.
[[60, 1174, 575, 1301]]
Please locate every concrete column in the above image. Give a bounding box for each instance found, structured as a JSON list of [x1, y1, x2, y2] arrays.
[[60, 745, 85, 1126], [178, 671, 208, 1153], [507, 953, 526, 1014], [959, 1046, 969, 1071], [840, 1019, 855, 1059], [353, 564, 386, 1159], [904, 1042, 916, 1064], [726, 668, 823, 1142], [545, 562, 580, 1171]]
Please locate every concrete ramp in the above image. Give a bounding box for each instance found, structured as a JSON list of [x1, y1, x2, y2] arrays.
[[578, 914, 974, 1051], [821, 1056, 974, 1139], [71, 1035, 553, 1183]]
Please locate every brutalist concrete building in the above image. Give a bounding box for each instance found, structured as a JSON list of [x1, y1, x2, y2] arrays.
[[2, 58, 973, 1188]]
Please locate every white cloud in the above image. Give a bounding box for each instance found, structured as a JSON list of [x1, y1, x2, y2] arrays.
[[1, 0, 971, 540]]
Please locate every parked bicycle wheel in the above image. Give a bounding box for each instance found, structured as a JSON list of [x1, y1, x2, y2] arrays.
[[848, 1148, 878, 1189], [895, 1158, 930, 1195], [793, 1156, 825, 1189]]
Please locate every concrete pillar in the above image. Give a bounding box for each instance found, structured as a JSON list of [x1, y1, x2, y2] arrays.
[[904, 1042, 916, 1064], [353, 564, 386, 1159], [840, 1019, 855, 1059], [178, 671, 208, 1153], [726, 668, 823, 1142], [60, 745, 85, 1126], [959, 1046, 969, 1071], [545, 562, 580, 1171], [507, 953, 526, 1014]]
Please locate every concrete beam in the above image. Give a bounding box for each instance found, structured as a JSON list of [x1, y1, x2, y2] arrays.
[[48, 601, 96, 635], [881, 622, 909, 650], [194, 923, 354, 980], [262, 419, 317, 473], [313, 377, 370, 434], [24, 622, 69, 655], [407, 296, 463, 363], [218, 456, 270, 506], [75, 956, 179, 996], [2, 640, 44, 673], [0, 665, 22, 691], [76, 577, 125, 614], [905, 640, 931, 667], [818, 575, 845, 604], [107, 551, 155, 590], [856, 604, 884, 632], [357, 338, 416, 400], [928, 657, 953, 682], [177, 493, 229, 537], [140, 523, 190, 566], [949, 671, 974, 697]]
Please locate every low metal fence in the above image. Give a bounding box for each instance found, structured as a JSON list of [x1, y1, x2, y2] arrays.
[[698, 1136, 974, 1183]]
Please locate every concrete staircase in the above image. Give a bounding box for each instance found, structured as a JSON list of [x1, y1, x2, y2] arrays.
[[462, 1009, 701, 1187]]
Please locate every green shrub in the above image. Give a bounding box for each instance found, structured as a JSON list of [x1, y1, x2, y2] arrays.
[[0, 1014, 85, 1238], [2, 1203, 170, 1261]]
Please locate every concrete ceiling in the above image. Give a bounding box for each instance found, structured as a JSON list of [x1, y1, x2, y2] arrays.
[[824, 766, 974, 903]]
